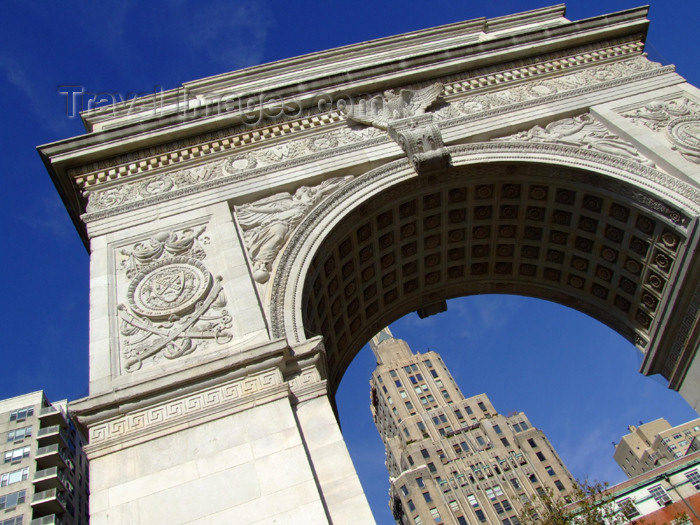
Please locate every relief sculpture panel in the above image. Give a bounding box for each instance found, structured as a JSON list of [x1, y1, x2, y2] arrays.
[[622, 97, 700, 164], [235, 176, 353, 284], [115, 226, 232, 373]]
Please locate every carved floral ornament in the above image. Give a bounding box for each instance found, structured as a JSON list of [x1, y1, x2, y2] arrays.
[[622, 97, 700, 164], [80, 56, 666, 218], [116, 227, 232, 373]]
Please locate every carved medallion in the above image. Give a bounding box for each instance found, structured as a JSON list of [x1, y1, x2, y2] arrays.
[[127, 257, 213, 320], [117, 227, 232, 373], [667, 116, 700, 153]]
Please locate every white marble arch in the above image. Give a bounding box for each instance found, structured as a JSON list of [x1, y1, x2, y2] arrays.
[[270, 142, 700, 400]]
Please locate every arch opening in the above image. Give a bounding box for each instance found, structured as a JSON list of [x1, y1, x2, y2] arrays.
[[277, 156, 695, 392]]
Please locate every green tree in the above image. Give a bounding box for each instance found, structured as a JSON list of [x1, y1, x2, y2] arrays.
[[518, 481, 635, 525]]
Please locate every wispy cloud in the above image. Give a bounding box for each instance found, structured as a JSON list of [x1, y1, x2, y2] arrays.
[[0, 54, 73, 135]]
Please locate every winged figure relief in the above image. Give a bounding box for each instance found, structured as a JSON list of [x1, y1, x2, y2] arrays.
[[236, 176, 353, 283], [345, 83, 444, 129]]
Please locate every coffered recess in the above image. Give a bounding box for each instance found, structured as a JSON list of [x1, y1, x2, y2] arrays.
[[299, 162, 693, 390]]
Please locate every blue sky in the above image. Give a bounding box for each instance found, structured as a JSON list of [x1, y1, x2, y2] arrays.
[[1, 1, 699, 523]]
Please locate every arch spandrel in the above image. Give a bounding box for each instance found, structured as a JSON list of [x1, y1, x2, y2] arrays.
[[269, 143, 700, 392]]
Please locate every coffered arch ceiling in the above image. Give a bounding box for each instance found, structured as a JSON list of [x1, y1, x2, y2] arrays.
[[270, 144, 700, 393]]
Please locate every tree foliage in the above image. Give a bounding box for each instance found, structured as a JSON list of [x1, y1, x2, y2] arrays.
[[517, 481, 691, 525]]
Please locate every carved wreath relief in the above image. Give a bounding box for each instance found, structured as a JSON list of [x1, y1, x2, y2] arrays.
[[623, 97, 700, 164], [236, 177, 353, 284], [117, 227, 232, 372]]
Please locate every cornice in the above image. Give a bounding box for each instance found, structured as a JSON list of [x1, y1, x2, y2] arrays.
[[79, 54, 672, 226], [38, 7, 652, 248]]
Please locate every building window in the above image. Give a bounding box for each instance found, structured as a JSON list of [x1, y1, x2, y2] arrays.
[[502, 500, 512, 512], [457, 517, 468, 525], [494, 502, 504, 514], [387, 396, 393, 404], [477, 402, 487, 411], [648, 485, 672, 506], [9, 407, 33, 422], [493, 485, 504, 497], [529, 474, 538, 484], [390, 370, 397, 377], [502, 519, 511, 525], [554, 480, 565, 491], [455, 409, 463, 419], [421, 449, 430, 459], [467, 494, 479, 507], [0, 490, 25, 510], [407, 499, 415, 512], [536, 451, 546, 462], [501, 437, 510, 447], [686, 469, 700, 489], [416, 477, 425, 488], [3, 446, 30, 463], [475, 509, 487, 522], [493, 424, 502, 435], [415, 386, 423, 394], [428, 462, 437, 473], [617, 497, 640, 519], [431, 370, 438, 378], [513, 423, 521, 432], [6, 427, 31, 442], [406, 401, 414, 410], [442, 390, 451, 400], [545, 466, 555, 476], [408, 456, 414, 466], [430, 508, 442, 523], [0, 468, 28, 487], [417, 422, 426, 432], [476, 436, 486, 446], [460, 441, 469, 452], [449, 500, 459, 512], [0, 517, 23, 525], [510, 478, 520, 489], [401, 485, 408, 496], [415, 517, 423, 525], [421, 397, 428, 405], [528, 438, 537, 448], [673, 433, 683, 439], [395, 380, 402, 387], [423, 491, 432, 503], [520, 421, 529, 430], [486, 488, 495, 500], [400, 391, 408, 398]]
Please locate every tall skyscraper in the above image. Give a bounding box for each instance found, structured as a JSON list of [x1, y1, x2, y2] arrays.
[[0, 391, 89, 525], [369, 328, 576, 525], [614, 417, 700, 478]]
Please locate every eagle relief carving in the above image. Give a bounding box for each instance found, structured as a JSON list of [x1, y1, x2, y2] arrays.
[[344, 83, 444, 129], [236, 176, 353, 284], [344, 83, 449, 173]]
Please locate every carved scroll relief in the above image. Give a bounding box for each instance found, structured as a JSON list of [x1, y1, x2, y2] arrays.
[[492, 113, 655, 167], [235, 177, 353, 284], [116, 227, 232, 373], [622, 97, 700, 164]]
